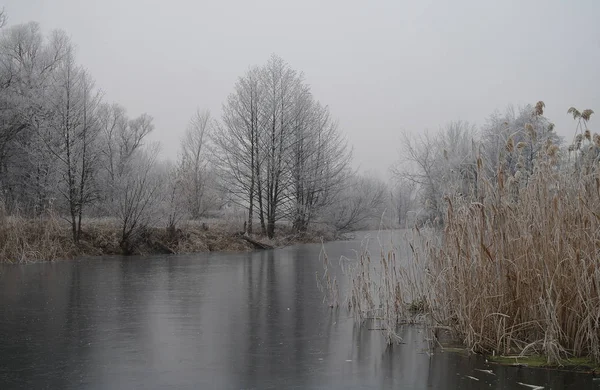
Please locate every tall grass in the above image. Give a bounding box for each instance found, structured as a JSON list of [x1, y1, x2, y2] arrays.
[[345, 124, 600, 364], [343, 231, 434, 344], [422, 145, 600, 363], [417, 131, 600, 364], [0, 202, 75, 263]]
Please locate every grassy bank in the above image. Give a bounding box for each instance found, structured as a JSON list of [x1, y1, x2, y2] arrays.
[[0, 214, 335, 263]]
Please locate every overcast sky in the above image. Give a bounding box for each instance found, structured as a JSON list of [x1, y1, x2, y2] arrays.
[[4, 0, 600, 176]]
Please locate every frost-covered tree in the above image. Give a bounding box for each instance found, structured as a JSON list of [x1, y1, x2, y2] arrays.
[[390, 178, 416, 227], [179, 109, 213, 219], [212, 65, 263, 234], [393, 121, 477, 224], [96, 103, 154, 214], [0, 22, 71, 214], [322, 173, 387, 233], [214, 55, 351, 237], [481, 102, 561, 181], [42, 48, 101, 242], [288, 98, 351, 232], [113, 144, 164, 253]]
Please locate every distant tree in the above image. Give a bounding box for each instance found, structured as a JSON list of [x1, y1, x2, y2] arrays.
[[96, 102, 127, 204], [393, 121, 477, 225], [96, 103, 154, 213], [113, 144, 163, 253], [323, 173, 387, 233], [481, 102, 561, 181], [95, 102, 157, 251], [179, 109, 212, 219], [390, 178, 416, 227], [288, 99, 351, 232]]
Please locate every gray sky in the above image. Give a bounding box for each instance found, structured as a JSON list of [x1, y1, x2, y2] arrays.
[[4, 0, 600, 176]]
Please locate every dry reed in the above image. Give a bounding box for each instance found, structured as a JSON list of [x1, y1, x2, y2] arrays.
[[343, 138, 600, 364], [0, 204, 76, 263], [421, 147, 600, 364]]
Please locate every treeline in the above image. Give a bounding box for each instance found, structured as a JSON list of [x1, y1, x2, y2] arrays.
[[0, 15, 392, 258], [0, 17, 168, 253]]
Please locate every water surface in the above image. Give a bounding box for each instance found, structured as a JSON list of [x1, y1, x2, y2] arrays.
[[0, 231, 596, 389]]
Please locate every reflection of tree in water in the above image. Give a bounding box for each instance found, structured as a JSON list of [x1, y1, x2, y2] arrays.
[[239, 247, 335, 389], [1, 248, 596, 389], [0, 260, 109, 388]]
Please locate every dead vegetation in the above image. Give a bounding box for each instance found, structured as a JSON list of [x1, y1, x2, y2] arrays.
[[343, 231, 434, 345], [0, 212, 331, 263], [0, 208, 78, 263], [344, 104, 600, 365]]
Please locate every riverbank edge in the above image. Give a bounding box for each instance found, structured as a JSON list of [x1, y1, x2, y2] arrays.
[[438, 344, 600, 375], [0, 218, 340, 264], [486, 354, 600, 374]]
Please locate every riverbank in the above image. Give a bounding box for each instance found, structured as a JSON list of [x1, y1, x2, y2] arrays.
[[435, 330, 600, 375], [487, 355, 600, 374], [0, 215, 336, 263]]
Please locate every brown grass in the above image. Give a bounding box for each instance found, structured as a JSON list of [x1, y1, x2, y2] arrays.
[[0, 211, 332, 262], [420, 151, 600, 364], [0, 209, 77, 263], [344, 231, 434, 344], [345, 139, 600, 364]]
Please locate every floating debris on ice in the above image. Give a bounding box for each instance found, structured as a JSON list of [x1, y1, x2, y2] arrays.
[[517, 382, 544, 390]]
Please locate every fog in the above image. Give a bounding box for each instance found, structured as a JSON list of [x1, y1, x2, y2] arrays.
[[4, 0, 600, 174]]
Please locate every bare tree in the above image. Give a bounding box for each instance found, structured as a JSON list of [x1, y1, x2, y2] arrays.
[[212, 65, 263, 234], [0, 9, 6, 29], [96, 103, 127, 197], [0, 23, 70, 214], [393, 121, 477, 225], [214, 55, 353, 237], [258, 55, 306, 238], [481, 102, 560, 181], [114, 144, 163, 253], [390, 178, 416, 227], [323, 173, 387, 233], [161, 160, 187, 235], [179, 109, 211, 219], [41, 46, 101, 242], [392, 131, 443, 223], [96, 103, 154, 214], [288, 99, 351, 232], [94, 101, 157, 252]]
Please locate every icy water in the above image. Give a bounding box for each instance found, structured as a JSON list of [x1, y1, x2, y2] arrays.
[[0, 231, 597, 389]]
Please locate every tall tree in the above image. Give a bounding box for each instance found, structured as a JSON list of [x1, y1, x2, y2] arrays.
[[41, 47, 101, 242], [113, 144, 163, 253], [96, 103, 153, 214], [0, 23, 70, 214], [288, 99, 351, 232], [213, 65, 263, 234], [258, 55, 305, 238], [214, 55, 352, 237], [179, 109, 211, 219]]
